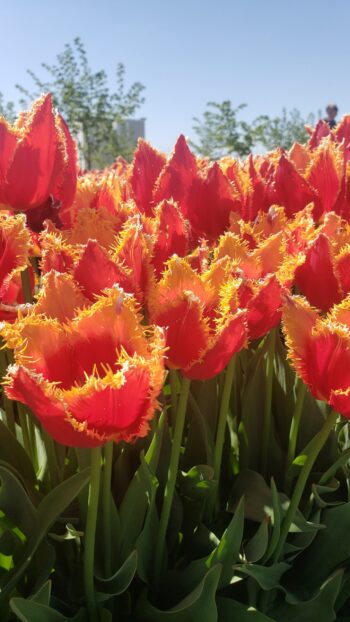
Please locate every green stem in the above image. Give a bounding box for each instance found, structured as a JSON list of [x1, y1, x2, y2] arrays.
[[103, 441, 114, 578], [273, 409, 338, 562], [20, 268, 33, 304], [261, 329, 276, 478], [84, 446, 102, 622], [42, 427, 60, 487], [169, 369, 178, 426], [287, 380, 307, 468], [154, 375, 191, 587], [0, 346, 16, 436], [213, 356, 236, 485], [18, 405, 32, 459]]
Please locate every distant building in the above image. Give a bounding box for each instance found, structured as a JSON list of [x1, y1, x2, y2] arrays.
[[76, 118, 146, 169], [119, 118, 145, 144]]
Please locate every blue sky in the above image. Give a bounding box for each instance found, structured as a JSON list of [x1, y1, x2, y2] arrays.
[[1, 0, 349, 152]]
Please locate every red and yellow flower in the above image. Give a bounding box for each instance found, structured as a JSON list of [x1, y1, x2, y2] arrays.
[[1, 288, 165, 446], [283, 295, 350, 418]]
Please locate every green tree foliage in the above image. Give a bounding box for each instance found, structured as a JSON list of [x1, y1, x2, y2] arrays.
[[191, 101, 254, 159], [16, 37, 145, 167], [0, 93, 15, 122], [192, 101, 319, 158], [253, 108, 318, 151]]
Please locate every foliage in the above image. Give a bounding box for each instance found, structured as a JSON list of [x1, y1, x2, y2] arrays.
[[16, 38, 145, 167], [253, 108, 319, 151], [192, 101, 319, 158], [0, 93, 15, 123], [191, 101, 255, 158]]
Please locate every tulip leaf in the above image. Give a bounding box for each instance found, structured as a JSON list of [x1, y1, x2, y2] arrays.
[[290, 502, 350, 593], [118, 455, 158, 560], [229, 469, 272, 522], [244, 518, 269, 563], [10, 599, 67, 622], [136, 564, 221, 621], [236, 561, 290, 591], [0, 420, 36, 487], [217, 597, 276, 621], [179, 497, 244, 591], [118, 414, 164, 560], [30, 580, 52, 605], [95, 549, 137, 599], [178, 465, 216, 500], [136, 476, 159, 584], [0, 467, 90, 600], [0, 466, 37, 535], [271, 570, 343, 622]]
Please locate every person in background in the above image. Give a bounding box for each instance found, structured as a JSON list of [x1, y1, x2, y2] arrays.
[[325, 103, 338, 129]]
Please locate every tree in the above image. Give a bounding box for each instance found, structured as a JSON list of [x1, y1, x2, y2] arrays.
[[16, 38, 145, 167], [0, 92, 16, 122], [191, 101, 255, 159], [192, 101, 319, 159], [253, 108, 319, 151]]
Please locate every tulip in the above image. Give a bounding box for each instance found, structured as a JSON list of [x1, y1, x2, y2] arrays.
[[0, 94, 77, 231], [283, 294, 350, 415], [1, 288, 165, 446], [149, 257, 247, 379]]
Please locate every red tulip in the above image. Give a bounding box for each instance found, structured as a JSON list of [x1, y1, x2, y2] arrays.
[[0, 94, 77, 231]]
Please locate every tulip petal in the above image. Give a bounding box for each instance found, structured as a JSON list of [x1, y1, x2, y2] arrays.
[[184, 311, 246, 380], [295, 234, 341, 311], [6, 365, 99, 447], [130, 139, 166, 216]]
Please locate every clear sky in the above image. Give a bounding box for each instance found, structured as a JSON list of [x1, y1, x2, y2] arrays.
[[1, 0, 349, 152]]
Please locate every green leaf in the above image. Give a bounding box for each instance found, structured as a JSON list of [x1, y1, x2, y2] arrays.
[[237, 561, 290, 591], [263, 478, 281, 562], [293, 454, 307, 467], [118, 455, 158, 560], [10, 599, 67, 622], [245, 518, 269, 563], [178, 465, 216, 500], [229, 470, 272, 522], [95, 549, 137, 599], [136, 565, 221, 621], [291, 502, 350, 593], [209, 497, 244, 587], [30, 580, 51, 605], [271, 571, 343, 622], [0, 467, 90, 600], [0, 466, 37, 535], [136, 477, 159, 585], [217, 597, 276, 621], [0, 421, 36, 488], [179, 497, 244, 590]]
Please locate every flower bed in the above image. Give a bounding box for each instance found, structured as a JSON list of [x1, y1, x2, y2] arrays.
[[0, 95, 350, 620]]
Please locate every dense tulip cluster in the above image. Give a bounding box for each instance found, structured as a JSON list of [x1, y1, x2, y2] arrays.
[[1, 96, 350, 441], [2, 95, 350, 620]]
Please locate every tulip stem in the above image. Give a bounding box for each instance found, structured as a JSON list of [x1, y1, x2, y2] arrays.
[[273, 409, 338, 562], [85, 446, 102, 622], [18, 404, 32, 459], [287, 379, 307, 469], [20, 268, 33, 304], [103, 441, 114, 578], [169, 369, 178, 425], [261, 329, 276, 478], [213, 356, 236, 491], [154, 375, 191, 588]]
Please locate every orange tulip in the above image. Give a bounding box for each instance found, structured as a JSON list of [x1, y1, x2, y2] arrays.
[[149, 257, 247, 379], [283, 295, 350, 418], [1, 288, 165, 446]]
